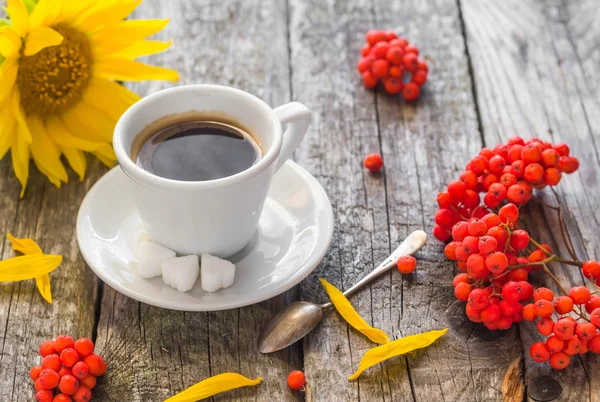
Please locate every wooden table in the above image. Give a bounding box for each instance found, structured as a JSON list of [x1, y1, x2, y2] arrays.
[[1, 0, 599, 400]]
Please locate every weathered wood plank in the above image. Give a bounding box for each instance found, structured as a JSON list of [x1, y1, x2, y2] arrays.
[[462, 0, 600, 400], [93, 1, 302, 401], [0, 159, 105, 401]]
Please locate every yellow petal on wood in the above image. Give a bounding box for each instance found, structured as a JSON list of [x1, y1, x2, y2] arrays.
[[75, 0, 142, 33], [348, 329, 448, 380], [164, 373, 262, 402], [24, 26, 63, 56], [61, 147, 87, 181], [91, 19, 170, 55], [0, 60, 18, 104], [35, 274, 52, 303], [45, 117, 104, 152], [0, 27, 22, 59], [7, 233, 43, 254], [95, 58, 180, 82], [320, 278, 390, 344], [62, 103, 115, 142], [28, 115, 69, 183], [82, 78, 139, 122], [6, 0, 29, 37], [33, 159, 62, 188], [109, 39, 173, 59], [0, 106, 16, 161], [0, 254, 62, 281], [12, 91, 32, 144], [11, 133, 29, 197]]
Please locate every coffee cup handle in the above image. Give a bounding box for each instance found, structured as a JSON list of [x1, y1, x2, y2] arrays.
[[273, 102, 311, 172]]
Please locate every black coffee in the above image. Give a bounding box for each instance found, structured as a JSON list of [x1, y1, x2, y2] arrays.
[[132, 116, 261, 182]]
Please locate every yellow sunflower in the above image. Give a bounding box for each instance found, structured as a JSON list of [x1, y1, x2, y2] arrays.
[[0, 0, 179, 196]]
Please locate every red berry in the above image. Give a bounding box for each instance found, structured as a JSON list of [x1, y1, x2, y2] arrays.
[[454, 282, 471, 301], [396, 255, 417, 274], [55, 335, 75, 353], [468, 288, 489, 310], [36, 390, 53, 402], [546, 335, 564, 354], [391, 37, 409, 47], [509, 230, 529, 250], [453, 273, 471, 287], [536, 317, 555, 336], [481, 173, 498, 191], [58, 367, 72, 378], [467, 219, 487, 236], [501, 282, 521, 303], [488, 155, 506, 175], [487, 226, 508, 244], [60, 348, 80, 368], [508, 268, 528, 282], [497, 315, 513, 330], [360, 44, 371, 57], [534, 287, 554, 302], [433, 225, 450, 241], [582, 260, 600, 279], [372, 59, 390, 79], [480, 304, 501, 322], [42, 354, 62, 372], [488, 183, 507, 202], [452, 221, 469, 242], [585, 295, 600, 314], [564, 337, 583, 356], [481, 213, 500, 229], [287, 370, 305, 390], [462, 190, 480, 208], [499, 300, 522, 316], [83, 354, 107, 376], [59, 374, 79, 395], [412, 70, 427, 86], [466, 304, 483, 322], [478, 236, 497, 255], [362, 71, 378, 88], [554, 296, 573, 314], [53, 394, 73, 402], [469, 155, 489, 175], [402, 82, 420, 101], [562, 156, 579, 173], [530, 342, 550, 362], [418, 60, 428, 72], [507, 145, 523, 163], [591, 308, 600, 327], [384, 31, 398, 41], [447, 180, 466, 199], [385, 46, 404, 65], [534, 299, 554, 318], [485, 252, 508, 275], [522, 304, 536, 321], [521, 143, 543, 164], [372, 41, 390, 59], [589, 335, 600, 354], [575, 322, 597, 341], [402, 52, 419, 72], [72, 385, 92, 402], [541, 148, 559, 168], [568, 286, 591, 304], [405, 44, 419, 55], [500, 173, 517, 188], [71, 362, 89, 380], [30, 365, 43, 382], [436, 191, 453, 209], [383, 77, 403, 94], [554, 142, 570, 157], [389, 65, 403, 77], [357, 57, 374, 73], [364, 153, 383, 172], [524, 163, 544, 182], [39, 368, 60, 389], [549, 351, 570, 369], [459, 170, 478, 190], [553, 318, 575, 340], [74, 338, 94, 358], [507, 136, 524, 146], [498, 204, 519, 223], [366, 30, 386, 46], [40, 340, 57, 357], [79, 375, 96, 390], [461, 235, 479, 254], [35, 378, 45, 392]]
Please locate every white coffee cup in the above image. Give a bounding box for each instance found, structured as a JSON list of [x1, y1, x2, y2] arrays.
[[113, 85, 311, 257]]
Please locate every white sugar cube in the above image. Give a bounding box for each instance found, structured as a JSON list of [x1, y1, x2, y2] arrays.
[[136, 241, 176, 278], [134, 225, 151, 250], [161, 255, 200, 293], [201, 253, 236, 293]]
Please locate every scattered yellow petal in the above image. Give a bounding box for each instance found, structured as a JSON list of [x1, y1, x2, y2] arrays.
[[348, 328, 448, 380], [95, 58, 180, 82], [7, 0, 30, 37], [7, 233, 43, 254], [34, 274, 52, 303], [24, 26, 63, 56], [164, 373, 262, 402], [320, 278, 390, 344], [0, 254, 62, 281]]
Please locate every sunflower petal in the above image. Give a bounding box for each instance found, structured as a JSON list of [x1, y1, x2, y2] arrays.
[[12, 92, 32, 144], [61, 147, 87, 181], [11, 134, 29, 197], [94, 151, 116, 168], [28, 115, 69, 183], [30, 0, 63, 27], [0, 26, 22, 59], [45, 117, 104, 151], [7, 233, 43, 254], [0, 254, 62, 281], [164, 373, 262, 402], [57, 0, 96, 22], [34, 274, 52, 303], [95, 58, 179, 82], [91, 19, 170, 54], [62, 103, 116, 142], [0, 60, 18, 104], [75, 0, 142, 32], [0, 105, 16, 160], [82, 78, 139, 121], [109, 39, 172, 59], [33, 159, 62, 188], [24, 26, 63, 56], [6, 0, 29, 37]]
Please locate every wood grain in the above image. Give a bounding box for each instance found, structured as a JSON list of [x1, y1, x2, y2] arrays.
[[92, 1, 302, 401], [461, 0, 600, 400]]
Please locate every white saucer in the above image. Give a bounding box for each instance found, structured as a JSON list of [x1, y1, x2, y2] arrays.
[[76, 161, 334, 311]]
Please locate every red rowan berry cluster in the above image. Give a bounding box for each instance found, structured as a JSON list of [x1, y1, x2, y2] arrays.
[[31, 335, 106, 402], [433, 136, 600, 370], [357, 30, 428, 100]]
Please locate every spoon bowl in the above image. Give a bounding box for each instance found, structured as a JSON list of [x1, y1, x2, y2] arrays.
[[257, 230, 427, 354]]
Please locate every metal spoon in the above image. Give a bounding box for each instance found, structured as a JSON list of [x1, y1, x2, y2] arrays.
[[257, 230, 428, 354]]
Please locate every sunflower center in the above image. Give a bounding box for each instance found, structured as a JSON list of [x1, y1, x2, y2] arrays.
[[16, 24, 93, 118]]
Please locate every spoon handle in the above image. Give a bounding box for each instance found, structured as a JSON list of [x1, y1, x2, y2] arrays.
[[320, 230, 427, 308]]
